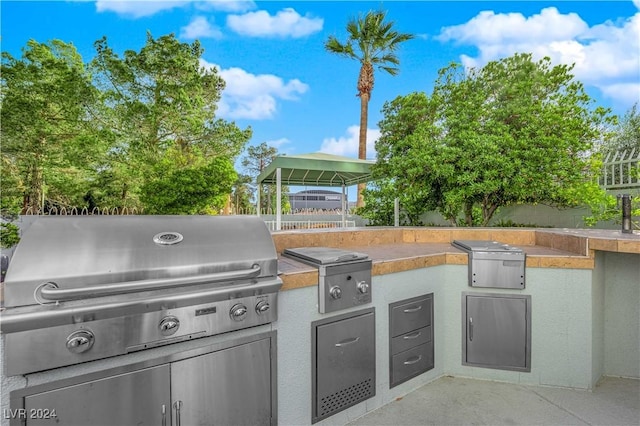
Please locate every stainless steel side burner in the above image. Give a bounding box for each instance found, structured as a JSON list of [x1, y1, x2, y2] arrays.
[[283, 247, 372, 314], [452, 240, 526, 289]]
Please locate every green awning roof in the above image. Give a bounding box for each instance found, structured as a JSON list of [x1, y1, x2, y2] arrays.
[[256, 152, 375, 187]]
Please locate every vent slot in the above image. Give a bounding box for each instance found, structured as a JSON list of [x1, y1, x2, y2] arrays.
[[319, 378, 373, 417]]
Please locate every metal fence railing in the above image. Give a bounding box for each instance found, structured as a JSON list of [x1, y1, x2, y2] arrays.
[[20, 206, 143, 215], [600, 148, 639, 189], [263, 220, 356, 231]]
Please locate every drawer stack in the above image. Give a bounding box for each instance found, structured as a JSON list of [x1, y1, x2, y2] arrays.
[[389, 294, 434, 388]]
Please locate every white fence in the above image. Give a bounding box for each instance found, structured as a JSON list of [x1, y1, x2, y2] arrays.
[[263, 220, 356, 231], [600, 148, 639, 189]]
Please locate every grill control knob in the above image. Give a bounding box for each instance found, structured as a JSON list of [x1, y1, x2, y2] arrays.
[[357, 281, 370, 294], [329, 286, 342, 300], [159, 316, 180, 336], [230, 303, 248, 321], [255, 300, 270, 315], [66, 330, 95, 354]]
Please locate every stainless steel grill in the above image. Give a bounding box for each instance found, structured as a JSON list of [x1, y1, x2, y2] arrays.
[[1, 216, 282, 375]]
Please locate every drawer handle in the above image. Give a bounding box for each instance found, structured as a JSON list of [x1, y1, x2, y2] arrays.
[[403, 331, 422, 340], [403, 305, 422, 313], [403, 355, 423, 365], [335, 337, 360, 347], [469, 317, 474, 342]]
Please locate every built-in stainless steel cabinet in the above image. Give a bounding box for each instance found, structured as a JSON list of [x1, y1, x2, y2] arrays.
[[312, 308, 375, 424], [10, 332, 277, 426], [23, 365, 170, 426], [171, 338, 273, 426], [389, 294, 434, 388], [462, 292, 531, 372]]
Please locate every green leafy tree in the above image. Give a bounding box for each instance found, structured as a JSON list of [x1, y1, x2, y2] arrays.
[[90, 33, 251, 212], [140, 148, 236, 214], [241, 142, 290, 213], [231, 174, 255, 214], [587, 103, 640, 228], [1, 39, 104, 214], [325, 10, 414, 207], [369, 53, 615, 226], [601, 103, 640, 154]]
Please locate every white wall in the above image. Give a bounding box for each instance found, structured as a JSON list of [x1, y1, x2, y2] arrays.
[[602, 252, 640, 378]]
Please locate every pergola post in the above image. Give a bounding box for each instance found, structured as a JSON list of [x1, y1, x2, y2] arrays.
[[276, 167, 282, 231], [341, 183, 346, 228]]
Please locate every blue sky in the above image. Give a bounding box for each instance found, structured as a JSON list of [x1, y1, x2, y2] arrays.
[[2, 0, 639, 199]]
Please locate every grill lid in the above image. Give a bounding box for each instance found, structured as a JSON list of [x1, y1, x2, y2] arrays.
[[283, 247, 369, 266], [3, 216, 278, 308], [452, 240, 522, 253]]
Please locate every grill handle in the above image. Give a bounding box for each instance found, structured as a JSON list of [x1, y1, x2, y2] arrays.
[[38, 265, 262, 302]]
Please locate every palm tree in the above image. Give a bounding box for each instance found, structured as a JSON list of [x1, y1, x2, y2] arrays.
[[325, 10, 414, 207]]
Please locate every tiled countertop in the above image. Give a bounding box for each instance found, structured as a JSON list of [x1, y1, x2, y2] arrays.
[[274, 227, 639, 291]]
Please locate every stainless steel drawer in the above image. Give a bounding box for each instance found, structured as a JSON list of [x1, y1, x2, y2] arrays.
[[391, 342, 434, 386], [391, 325, 431, 356], [390, 296, 432, 337], [312, 308, 376, 424]]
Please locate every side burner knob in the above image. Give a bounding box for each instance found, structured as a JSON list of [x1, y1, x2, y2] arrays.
[[329, 286, 342, 300], [230, 303, 248, 321], [66, 330, 95, 354], [255, 300, 270, 315], [357, 281, 370, 294]]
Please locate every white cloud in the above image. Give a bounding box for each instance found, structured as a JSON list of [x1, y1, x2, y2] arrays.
[[320, 126, 380, 160], [599, 83, 640, 106], [265, 138, 290, 150], [438, 7, 640, 107], [196, 0, 256, 13], [227, 7, 323, 38], [95, 0, 187, 18], [439, 8, 588, 45], [95, 0, 255, 18], [200, 59, 309, 119], [180, 16, 223, 39]]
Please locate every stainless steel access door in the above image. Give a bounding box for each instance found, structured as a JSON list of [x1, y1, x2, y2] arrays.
[[312, 308, 376, 423], [171, 338, 274, 426], [23, 365, 170, 426], [463, 292, 531, 372]]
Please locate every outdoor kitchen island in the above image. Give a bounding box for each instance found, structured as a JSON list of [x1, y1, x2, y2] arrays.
[[1, 226, 638, 426], [273, 227, 639, 425]]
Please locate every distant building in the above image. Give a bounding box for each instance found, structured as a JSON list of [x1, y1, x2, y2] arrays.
[[288, 190, 344, 211]]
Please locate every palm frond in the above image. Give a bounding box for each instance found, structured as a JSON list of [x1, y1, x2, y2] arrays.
[[326, 9, 414, 76]]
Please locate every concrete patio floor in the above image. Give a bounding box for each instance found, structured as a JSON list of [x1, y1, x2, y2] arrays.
[[348, 376, 640, 426]]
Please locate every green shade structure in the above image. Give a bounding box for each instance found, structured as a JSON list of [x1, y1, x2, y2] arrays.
[[256, 153, 375, 230]]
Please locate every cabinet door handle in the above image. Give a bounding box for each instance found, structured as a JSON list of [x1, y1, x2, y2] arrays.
[[469, 317, 474, 342], [403, 305, 422, 313], [174, 400, 183, 426], [335, 337, 360, 347], [161, 404, 167, 426], [403, 355, 423, 365], [403, 331, 422, 340]]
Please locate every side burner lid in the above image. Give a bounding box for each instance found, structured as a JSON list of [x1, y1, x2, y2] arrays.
[[452, 240, 522, 253], [283, 247, 369, 266]]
